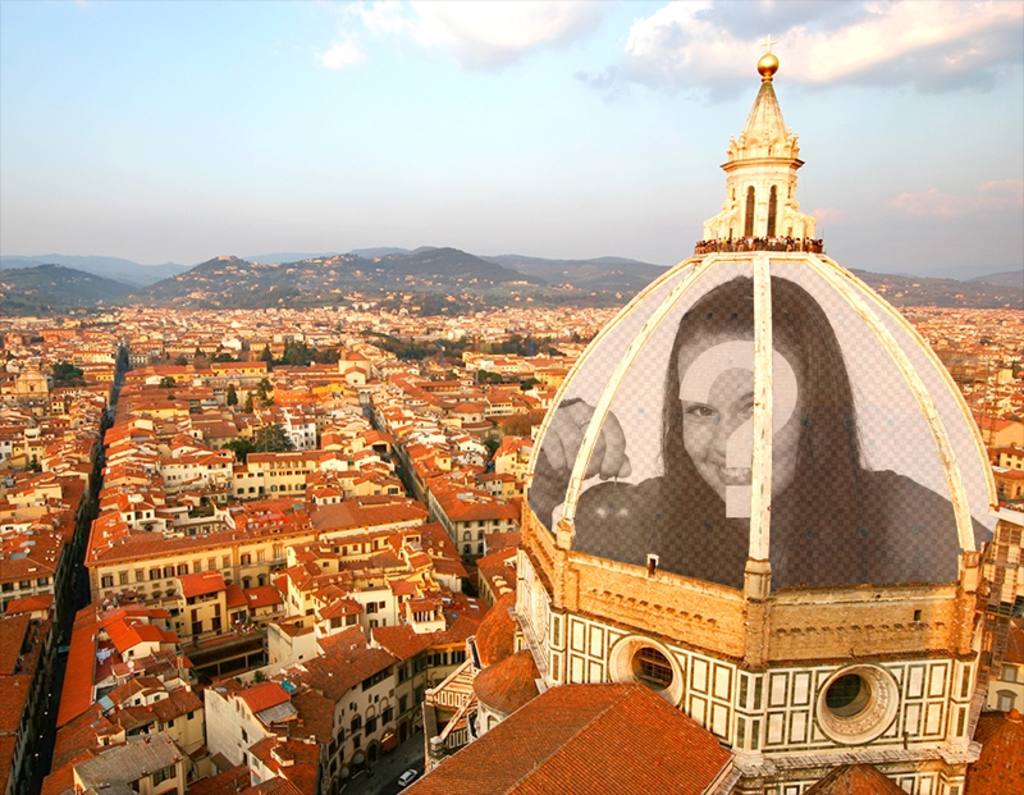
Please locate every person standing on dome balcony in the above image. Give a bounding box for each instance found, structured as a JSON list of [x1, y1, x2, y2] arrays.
[[528, 276, 990, 590]]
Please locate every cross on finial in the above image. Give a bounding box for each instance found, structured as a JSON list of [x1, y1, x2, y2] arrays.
[[761, 34, 778, 53]]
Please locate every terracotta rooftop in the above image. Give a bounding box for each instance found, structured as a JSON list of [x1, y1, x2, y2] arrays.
[[371, 624, 432, 661], [238, 682, 291, 715], [474, 593, 516, 667], [966, 709, 1024, 795], [311, 496, 427, 534], [1003, 619, 1024, 665], [245, 585, 283, 609], [407, 684, 731, 795], [472, 650, 538, 715], [804, 765, 904, 794], [180, 571, 227, 598], [186, 765, 251, 795]]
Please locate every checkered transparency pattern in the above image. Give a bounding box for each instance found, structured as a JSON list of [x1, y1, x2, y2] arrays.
[[529, 256, 977, 591]]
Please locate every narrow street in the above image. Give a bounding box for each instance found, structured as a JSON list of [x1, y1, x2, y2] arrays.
[[346, 730, 425, 795], [25, 344, 127, 795]]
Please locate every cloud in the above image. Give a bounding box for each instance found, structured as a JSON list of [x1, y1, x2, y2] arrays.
[[887, 179, 1024, 219], [320, 35, 366, 70], [353, 1, 604, 69], [588, 0, 1023, 98], [811, 207, 848, 225]]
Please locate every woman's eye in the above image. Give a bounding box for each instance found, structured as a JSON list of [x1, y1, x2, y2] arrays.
[[684, 404, 716, 418]]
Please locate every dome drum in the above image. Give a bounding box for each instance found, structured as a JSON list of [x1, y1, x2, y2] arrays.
[[520, 513, 982, 669]]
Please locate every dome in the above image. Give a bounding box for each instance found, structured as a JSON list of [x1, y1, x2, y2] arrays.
[[526, 54, 994, 593], [511, 52, 997, 795], [474, 592, 516, 667], [527, 252, 995, 591], [472, 650, 539, 716]]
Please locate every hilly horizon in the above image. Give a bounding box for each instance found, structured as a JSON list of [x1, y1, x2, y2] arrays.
[[1, 249, 1020, 315], [0, 254, 188, 286], [0, 263, 134, 313]]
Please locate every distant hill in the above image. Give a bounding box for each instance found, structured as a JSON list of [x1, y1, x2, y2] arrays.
[[485, 254, 667, 291], [137, 248, 546, 309], [137, 249, 1024, 310], [4, 247, 1017, 313], [967, 269, 1023, 288], [0, 254, 187, 286], [851, 269, 1023, 309], [0, 264, 133, 314], [349, 247, 412, 258], [245, 251, 340, 264], [375, 247, 543, 284]]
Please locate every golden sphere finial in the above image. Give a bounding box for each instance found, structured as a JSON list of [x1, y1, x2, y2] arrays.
[[757, 34, 779, 80], [757, 51, 779, 80]]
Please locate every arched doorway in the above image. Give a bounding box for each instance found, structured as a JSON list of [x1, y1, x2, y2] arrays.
[[767, 185, 778, 237], [744, 186, 755, 237]]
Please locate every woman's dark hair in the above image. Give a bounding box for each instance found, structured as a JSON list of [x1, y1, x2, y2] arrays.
[[661, 275, 863, 521]]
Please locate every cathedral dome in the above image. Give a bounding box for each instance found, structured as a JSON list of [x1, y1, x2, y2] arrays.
[[526, 250, 995, 592], [512, 50, 997, 792], [525, 60, 994, 596]]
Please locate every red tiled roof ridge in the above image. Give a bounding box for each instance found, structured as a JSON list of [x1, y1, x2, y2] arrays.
[[804, 764, 904, 794]]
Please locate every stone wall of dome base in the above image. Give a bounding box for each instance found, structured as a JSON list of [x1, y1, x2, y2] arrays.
[[730, 755, 969, 795], [522, 506, 983, 665]]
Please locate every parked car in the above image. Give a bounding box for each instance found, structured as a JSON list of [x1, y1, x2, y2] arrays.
[[397, 769, 419, 788]]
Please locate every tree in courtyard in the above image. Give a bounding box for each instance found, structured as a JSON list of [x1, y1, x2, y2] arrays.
[[484, 434, 502, 458], [51, 361, 85, 388], [255, 378, 273, 405], [226, 384, 239, 406], [224, 423, 293, 463]]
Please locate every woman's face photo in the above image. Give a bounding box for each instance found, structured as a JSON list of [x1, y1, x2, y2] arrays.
[[676, 332, 803, 509]]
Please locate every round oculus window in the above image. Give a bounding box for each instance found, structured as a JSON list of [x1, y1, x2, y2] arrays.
[[825, 673, 871, 718], [631, 646, 674, 691], [608, 636, 685, 705], [816, 665, 898, 745]]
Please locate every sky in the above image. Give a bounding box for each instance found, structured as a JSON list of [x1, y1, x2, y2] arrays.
[[1, 0, 1022, 279]]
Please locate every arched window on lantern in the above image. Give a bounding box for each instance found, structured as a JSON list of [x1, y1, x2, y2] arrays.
[[744, 186, 755, 237]]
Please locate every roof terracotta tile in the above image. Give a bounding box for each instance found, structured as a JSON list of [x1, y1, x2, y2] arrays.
[[967, 709, 1024, 795], [805, 765, 904, 795], [472, 650, 538, 715], [408, 684, 730, 795], [474, 593, 516, 667]]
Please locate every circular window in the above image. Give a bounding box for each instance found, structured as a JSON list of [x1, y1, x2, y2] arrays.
[[608, 636, 685, 705], [631, 647, 674, 691], [816, 665, 898, 745], [824, 673, 871, 718]]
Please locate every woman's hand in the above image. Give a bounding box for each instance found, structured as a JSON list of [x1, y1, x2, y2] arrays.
[[541, 399, 631, 479]]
